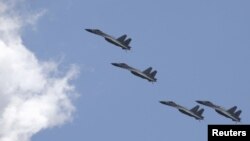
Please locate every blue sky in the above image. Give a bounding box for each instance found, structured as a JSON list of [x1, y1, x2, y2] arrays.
[[18, 0, 250, 140]]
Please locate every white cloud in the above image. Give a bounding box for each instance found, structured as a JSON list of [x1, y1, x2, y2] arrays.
[[26, 9, 47, 30], [0, 1, 79, 141]]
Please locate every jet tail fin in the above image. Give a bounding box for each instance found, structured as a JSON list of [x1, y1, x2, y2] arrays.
[[190, 105, 199, 112], [150, 70, 157, 78], [197, 108, 204, 116], [235, 110, 242, 117], [143, 67, 152, 75], [227, 106, 237, 114], [124, 38, 131, 45], [117, 34, 127, 42]]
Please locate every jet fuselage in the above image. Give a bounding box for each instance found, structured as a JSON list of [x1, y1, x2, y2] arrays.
[[160, 101, 204, 120], [177, 107, 203, 120], [111, 63, 157, 82], [214, 108, 240, 122], [196, 100, 240, 122], [130, 70, 156, 82], [86, 29, 131, 50], [104, 36, 131, 50]]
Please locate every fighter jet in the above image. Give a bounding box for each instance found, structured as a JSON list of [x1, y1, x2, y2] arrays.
[[159, 101, 204, 120], [85, 29, 132, 50], [111, 63, 157, 82], [196, 100, 242, 122]]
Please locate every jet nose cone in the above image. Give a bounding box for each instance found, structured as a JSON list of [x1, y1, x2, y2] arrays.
[[196, 100, 203, 104], [85, 29, 93, 32], [111, 63, 121, 67], [159, 101, 167, 105], [111, 63, 118, 66]]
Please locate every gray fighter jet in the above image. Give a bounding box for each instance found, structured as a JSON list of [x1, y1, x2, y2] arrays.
[[85, 29, 131, 50], [196, 100, 241, 122], [160, 101, 204, 120], [111, 63, 157, 82]]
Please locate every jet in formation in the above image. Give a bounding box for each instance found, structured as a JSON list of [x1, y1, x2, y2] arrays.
[[111, 63, 157, 82], [85, 29, 132, 50], [160, 101, 204, 120], [196, 100, 242, 122]]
